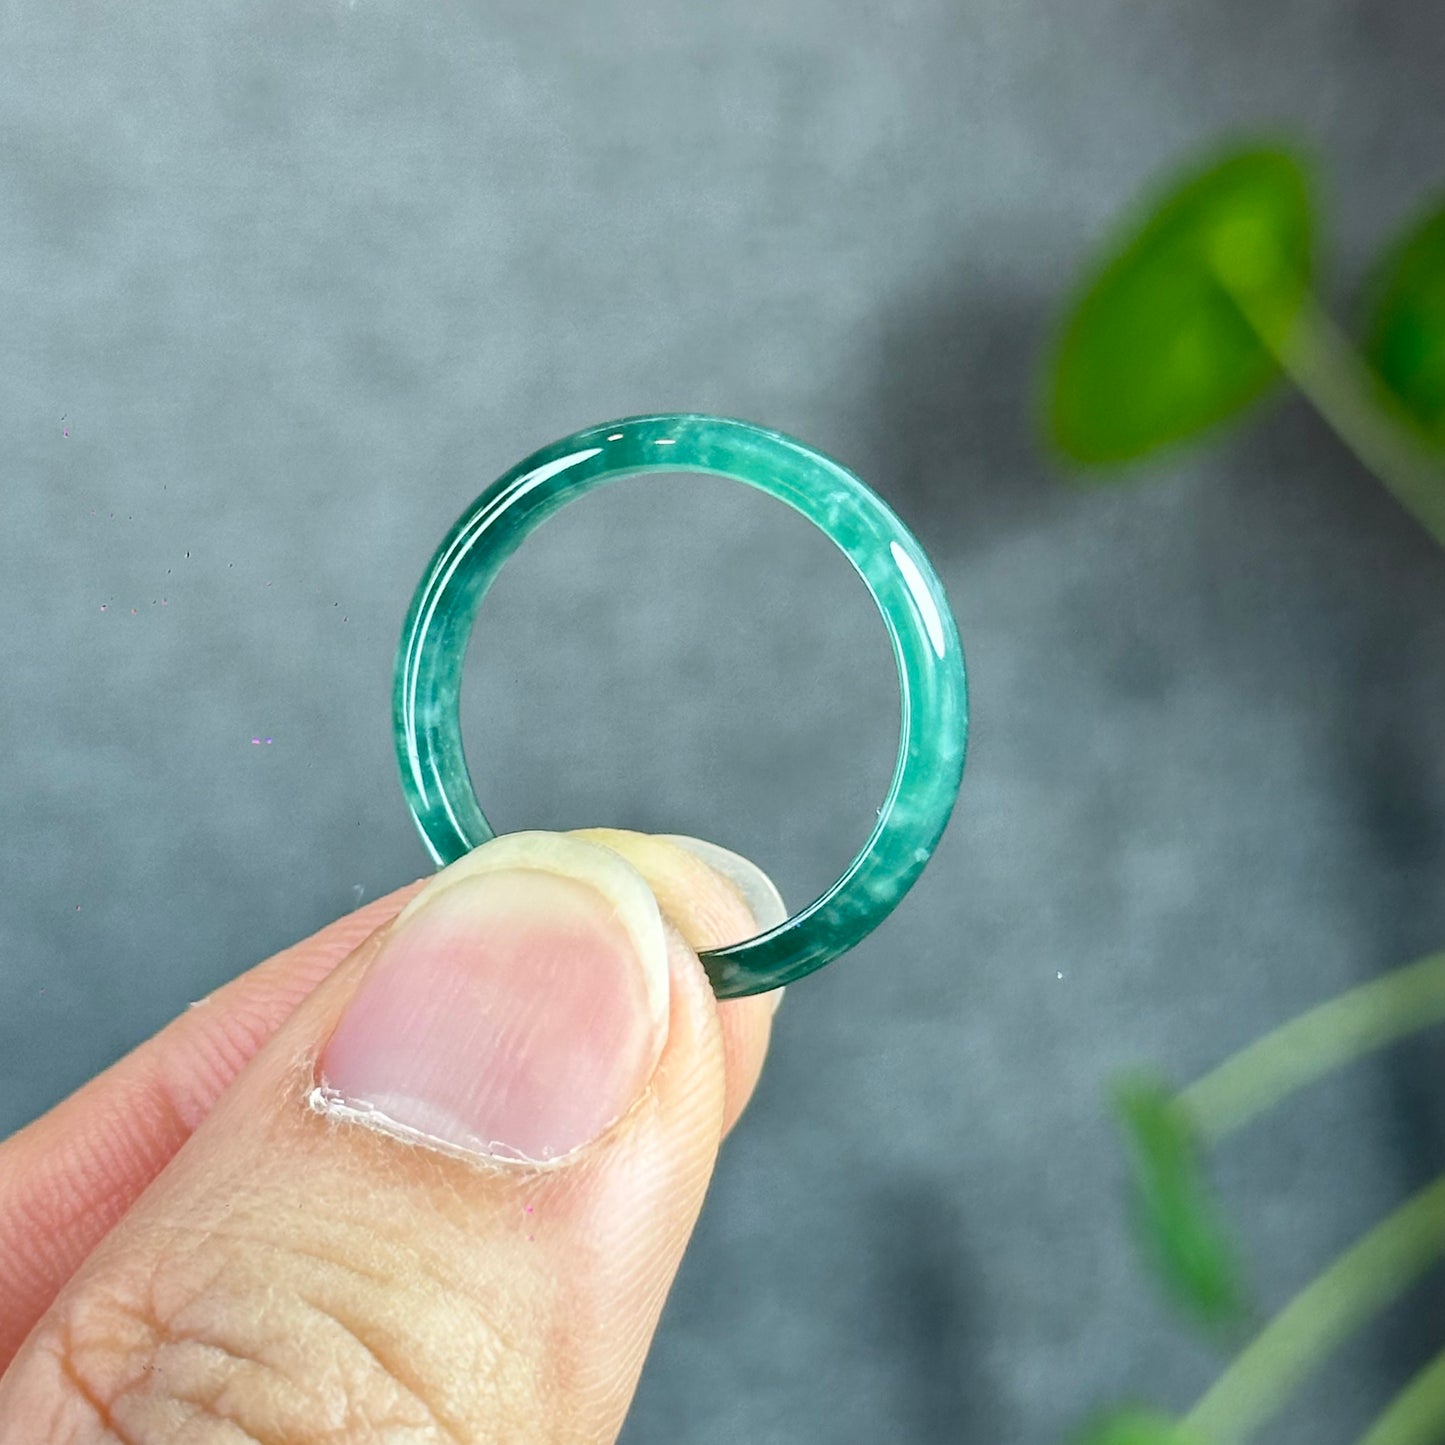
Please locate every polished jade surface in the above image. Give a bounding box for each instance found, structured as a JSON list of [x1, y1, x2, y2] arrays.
[[393, 413, 968, 999]]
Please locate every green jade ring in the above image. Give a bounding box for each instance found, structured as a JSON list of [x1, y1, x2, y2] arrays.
[[393, 413, 968, 1000]]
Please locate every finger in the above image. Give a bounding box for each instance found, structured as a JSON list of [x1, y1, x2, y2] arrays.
[[0, 831, 783, 1445], [0, 827, 789, 1371], [566, 828, 786, 1138], [0, 881, 427, 1370]]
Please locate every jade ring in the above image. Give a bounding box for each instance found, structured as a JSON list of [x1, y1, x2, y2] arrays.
[[393, 413, 968, 999]]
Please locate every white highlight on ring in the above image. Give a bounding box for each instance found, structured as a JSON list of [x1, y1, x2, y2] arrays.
[[890, 541, 948, 659]]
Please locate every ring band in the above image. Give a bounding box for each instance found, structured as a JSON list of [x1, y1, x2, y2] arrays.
[[392, 413, 968, 999]]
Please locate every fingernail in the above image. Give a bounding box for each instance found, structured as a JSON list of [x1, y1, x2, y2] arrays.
[[316, 833, 670, 1164], [657, 835, 788, 1015]]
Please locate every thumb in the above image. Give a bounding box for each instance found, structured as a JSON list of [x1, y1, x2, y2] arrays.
[[0, 830, 785, 1445]]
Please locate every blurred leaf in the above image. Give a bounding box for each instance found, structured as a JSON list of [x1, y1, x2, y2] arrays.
[[1071, 1406, 1201, 1445], [1049, 145, 1313, 465], [1365, 200, 1445, 446], [1113, 1072, 1250, 1329]]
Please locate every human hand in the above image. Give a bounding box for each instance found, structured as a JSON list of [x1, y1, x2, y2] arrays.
[[0, 828, 785, 1442]]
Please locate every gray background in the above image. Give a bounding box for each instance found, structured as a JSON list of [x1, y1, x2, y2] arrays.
[[3, 2, 1445, 1440]]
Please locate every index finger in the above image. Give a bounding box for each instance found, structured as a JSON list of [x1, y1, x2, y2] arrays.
[[0, 879, 427, 1368]]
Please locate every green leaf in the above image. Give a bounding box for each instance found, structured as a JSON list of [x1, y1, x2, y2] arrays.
[[1113, 1071, 1250, 1329], [1071, 1406, 1201, 1445], [1049, 144, 1314, 465], [1365, 200, 1445, 446]]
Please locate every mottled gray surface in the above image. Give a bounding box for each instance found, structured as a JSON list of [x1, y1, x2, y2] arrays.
[[4, 2, 1445, 1440]]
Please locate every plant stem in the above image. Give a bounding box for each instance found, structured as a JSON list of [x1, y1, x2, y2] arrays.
[[1356, 1345, 1445, 1445], [1180, 951, 1445, 1144], [1184, 1176, 1445, 1444], [1227, 281, 1445, 550]]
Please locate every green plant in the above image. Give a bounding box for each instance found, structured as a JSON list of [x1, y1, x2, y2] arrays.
[[1045, 139, 1445, 1442], [1046, 140, 1445, 544], [1082, 953, 1445, 1443]]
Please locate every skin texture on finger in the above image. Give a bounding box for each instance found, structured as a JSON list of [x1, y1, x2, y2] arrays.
[[0, 880, 428, 1370], [0, 833, 777, 1444]]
